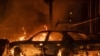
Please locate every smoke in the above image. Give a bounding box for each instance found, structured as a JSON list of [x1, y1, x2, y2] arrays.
[[0, 0, 79, 41], [0, 0, 49, 41]]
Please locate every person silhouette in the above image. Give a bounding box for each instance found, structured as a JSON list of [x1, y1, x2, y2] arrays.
[[14, 47, 22, 56], [0, 39, 9, 56]]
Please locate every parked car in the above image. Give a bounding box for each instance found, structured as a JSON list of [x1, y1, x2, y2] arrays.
[[8, 30, 89, 56]]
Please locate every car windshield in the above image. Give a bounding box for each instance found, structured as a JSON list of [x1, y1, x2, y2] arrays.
[[32, 32, 48, 41], [31, 32, 63, 41], [48, 32, 63, 41]]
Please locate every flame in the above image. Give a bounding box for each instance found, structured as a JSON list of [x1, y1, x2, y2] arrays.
[[9, 46, 17, 56], [57, 49, 62, 56], [18, 27, 26, 41], [22, 27, 26, 35], [32, 33, 46, 41], [43, 25, 48, 30], [20, 53, 24, 56], [37, 33, 46, 41], [19, 36, 25, 41], [10, 49, 14, 55], [31, 25, 48, 41], [57, 48, 65, 56], [9, 46, 24, 56]]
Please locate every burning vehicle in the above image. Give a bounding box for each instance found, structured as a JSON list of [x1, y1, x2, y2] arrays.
[[8, 30, 90, 56]]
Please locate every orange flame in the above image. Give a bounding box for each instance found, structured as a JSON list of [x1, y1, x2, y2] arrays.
[[57, 49, 62, 56], [9, 49, 14, 55], [22, 27, 26, 35], [9, 46, 24, 56], [43, 25, 48, 30], [18, 27, 26, 41], [32, 33, 46, 41], [57, 48, 65, 56], [19, 36, 25, 41]]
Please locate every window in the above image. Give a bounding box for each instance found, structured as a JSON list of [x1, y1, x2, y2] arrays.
[[48, 32, 63, 41], [32, 32, 48, 41]]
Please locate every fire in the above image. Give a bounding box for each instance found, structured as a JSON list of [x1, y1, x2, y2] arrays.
[[32, 33, 47, 41], [32, 25, 48, 41], [9, 46, 17, 56], [18, 27, 26, 41], [19, 36, 25, 41], [57, 50, 61, 56], [22, 27, 26, 35], [36, 33, 46, 41], [10, 49, 14, 55], [57, 48, 65, 56], [9, 46, 24, 56], [43, 25, 48, 30]]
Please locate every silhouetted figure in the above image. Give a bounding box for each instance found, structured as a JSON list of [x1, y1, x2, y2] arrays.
[[14, 47, 22, 56], [61, 32, 74, 56], [0, 39, 9, 56]]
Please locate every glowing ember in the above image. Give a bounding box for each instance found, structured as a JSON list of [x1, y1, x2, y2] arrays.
[[38, 33, 46, 41], [39, 43, 43, 46], [19, 36, 25, 41], [57, 49, 62, 56], [22, 27, 26, 35], [20, 53, 24, 56], [43, 25, 48, 30], [18, 27, 26, 41], [10, 49, 14, 55], [57, 48, 65, 56], [9, 46, 17, 55]]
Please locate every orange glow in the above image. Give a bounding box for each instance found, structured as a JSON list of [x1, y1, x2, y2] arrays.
[[43, 25, 48, 30], [57, 48, 65, 56], [20, 53, 24, 56], [19, 36, 25, 41], [9, 46, 17, 56], [10, 49, 14, 55], [18, 27, 26, 41], [38, 33, 46, 41], [48, 32, 63, 41], [57, 49, 62, 56], [32, 33, 47, 41], [22, 27, 26, 35], [9, 46, 24, 56], [39, 43, 43, 46]]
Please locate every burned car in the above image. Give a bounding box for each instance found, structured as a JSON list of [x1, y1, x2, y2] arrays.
[[8, 31, 89, 56]]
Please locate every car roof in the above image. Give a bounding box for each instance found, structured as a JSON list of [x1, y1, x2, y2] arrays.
[[28, 30, 89, 41]]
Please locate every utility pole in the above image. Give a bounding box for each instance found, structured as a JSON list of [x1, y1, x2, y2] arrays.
[[44, 0, 54, 30], [89, 0, 93, 36]]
